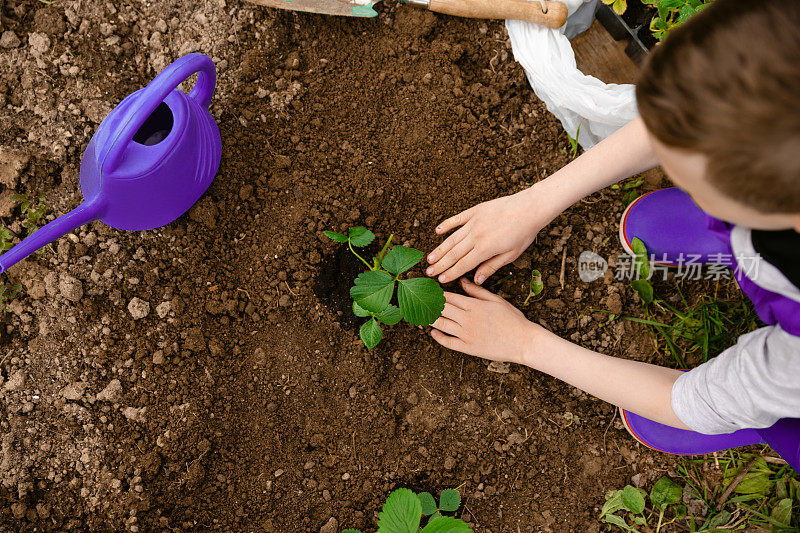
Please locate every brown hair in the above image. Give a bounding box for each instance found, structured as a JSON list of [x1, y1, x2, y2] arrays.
[[637, 0, 800, 213]]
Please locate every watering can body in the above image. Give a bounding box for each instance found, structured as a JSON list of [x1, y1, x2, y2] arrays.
[[0, 53, 222, 273]]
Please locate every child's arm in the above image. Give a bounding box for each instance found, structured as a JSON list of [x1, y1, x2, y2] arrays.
[[427, 117, 660, 285], [432, 278, 691, 429]]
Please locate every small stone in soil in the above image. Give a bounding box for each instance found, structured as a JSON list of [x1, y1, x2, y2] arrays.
[[59, 273, 84, 303], [128, 297, 151, 320]]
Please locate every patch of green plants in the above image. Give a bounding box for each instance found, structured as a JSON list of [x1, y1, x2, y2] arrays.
[[0, 281, 22, 311], [622, 237, 759, 367], [12, 193, 48, 231], [325, 227, 445, 349], [643, 0, 713, 41], [602, 460, 800, 532], [0, 194, 49, 312], [601, 477, 685, 532], [677, 451, 800, 531], [610, 176, 644, 206], [344, 487, 471, 533], [0, 228, 14, 253]]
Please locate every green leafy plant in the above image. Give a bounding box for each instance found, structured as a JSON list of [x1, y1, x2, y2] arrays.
[[629, 237, 654, 305], [523, 269, 543, 306], [601, 451, 800, 531], [0, 228, 13, 252], [325, 227, 445, 349], [601, 477, 686, 532], [345, 488, 471, 533], [0, 281, 22, 311], [643, 0, 712, 41], [12, 193, 48, 231], [567, 122, 582, 158], [610, 176, 644, 206]]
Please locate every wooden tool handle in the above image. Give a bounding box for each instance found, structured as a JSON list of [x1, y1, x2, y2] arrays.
[[427, 0, 568, 28]]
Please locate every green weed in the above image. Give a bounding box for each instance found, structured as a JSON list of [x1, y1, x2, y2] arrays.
[[0, 282, 22, 311], [325, 227, 445, 349], [0, 194, 49, 311], [567, 123, 582, 158], [602, 452, 800, 532], [610, 176, 644, 206], [344, 487, 471, 533], [12, 193, 48, 231], [601, 477, 685, 532], [622, 237, 759, 367]]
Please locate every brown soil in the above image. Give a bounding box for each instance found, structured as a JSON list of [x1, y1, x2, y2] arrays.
[[0, 1, 715, 531]]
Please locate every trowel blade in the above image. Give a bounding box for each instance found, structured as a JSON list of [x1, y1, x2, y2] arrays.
[[247, 0, 379, 18]]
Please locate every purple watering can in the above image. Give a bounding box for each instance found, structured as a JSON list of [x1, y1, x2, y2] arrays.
[[0, 53, 222, 273]]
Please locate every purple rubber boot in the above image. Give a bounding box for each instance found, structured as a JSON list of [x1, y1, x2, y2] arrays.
[[619, 188, 732, 266], [621, 410, 800, 473]]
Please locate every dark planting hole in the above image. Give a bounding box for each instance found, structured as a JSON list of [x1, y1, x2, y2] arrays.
[[313, 242, 380, 332], [133, 102, 173, 146]]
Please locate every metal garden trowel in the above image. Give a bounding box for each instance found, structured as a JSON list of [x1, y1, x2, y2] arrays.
[[247, 0, 569, 29]]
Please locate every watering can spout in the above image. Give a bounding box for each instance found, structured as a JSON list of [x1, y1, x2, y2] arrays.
[[0, 198, 103, 274]]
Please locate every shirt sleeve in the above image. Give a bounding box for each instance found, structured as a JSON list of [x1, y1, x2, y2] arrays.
[[671, 325, 800, 435]]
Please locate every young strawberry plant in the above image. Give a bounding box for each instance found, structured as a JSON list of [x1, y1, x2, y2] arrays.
[[523, 268, 544, 306], [343, 487, 471, 533], [324, 227, 445, 349]]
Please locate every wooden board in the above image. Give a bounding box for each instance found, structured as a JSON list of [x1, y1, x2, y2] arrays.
[[571, 20, 640, 85]]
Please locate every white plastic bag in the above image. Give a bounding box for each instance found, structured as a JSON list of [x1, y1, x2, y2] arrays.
[[506, 0, 638, 148]]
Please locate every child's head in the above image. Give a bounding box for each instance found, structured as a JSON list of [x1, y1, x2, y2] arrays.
[[637, 0, 800, 231]]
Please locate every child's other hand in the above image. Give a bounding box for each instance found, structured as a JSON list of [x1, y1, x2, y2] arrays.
[[430, 278, 543, 366], [426, 189, 552, 285]]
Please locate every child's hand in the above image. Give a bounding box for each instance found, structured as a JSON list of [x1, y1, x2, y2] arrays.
[[430, 278, 544, 366], [426, 189, 554, 285]]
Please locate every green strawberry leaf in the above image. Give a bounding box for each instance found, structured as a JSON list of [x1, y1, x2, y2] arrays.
[[324, 230, 348, 243], [360, 318, 382, 349], [349, 227, 376, 247], [397, 277, 445, 326], [603, 513, 635, 532], [351, 270, 395, 313], [377, 488, 422, 533], [621, 485, 646, 514], [650, 477, 682, 510], [420, 516, 472, 533], [377, 304, 403, 326], [353, 301, 371, 317], [418, 492, 437, 516], [382, 245, 424, 276], [600, 489, 626, 518], [438, 489, 461, 512]]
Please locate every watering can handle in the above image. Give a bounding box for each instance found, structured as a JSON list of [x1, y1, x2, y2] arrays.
[[100, 53, 216, 175]]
